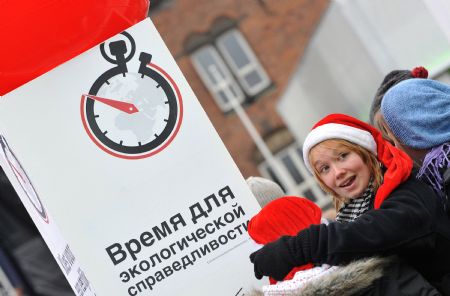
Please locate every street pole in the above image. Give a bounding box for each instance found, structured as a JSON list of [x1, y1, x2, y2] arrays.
[[209, 65, 295, 192]]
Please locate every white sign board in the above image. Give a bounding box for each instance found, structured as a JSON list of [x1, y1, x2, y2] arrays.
[[0, 18, 263, 295]]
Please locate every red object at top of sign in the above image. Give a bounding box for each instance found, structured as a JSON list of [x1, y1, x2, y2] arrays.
[[0, 0, 150, 96]]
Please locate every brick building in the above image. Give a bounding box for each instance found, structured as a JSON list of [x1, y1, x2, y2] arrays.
[[150, 0, 331, 207]]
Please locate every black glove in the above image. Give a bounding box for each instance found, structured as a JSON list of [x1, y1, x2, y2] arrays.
[[249, 236, 303, 281]]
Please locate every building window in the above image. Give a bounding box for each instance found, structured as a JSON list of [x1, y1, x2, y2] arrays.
[[191, 46, 245, 111], [258, 143, 331, 208], [216, 30, 271, 95], [191, 29, 270, 112]]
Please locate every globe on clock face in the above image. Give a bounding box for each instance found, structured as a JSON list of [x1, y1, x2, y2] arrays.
[[0, 135, 48, 223], [80, 36, 183, 159]]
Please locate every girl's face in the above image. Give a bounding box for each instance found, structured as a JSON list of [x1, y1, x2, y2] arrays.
[[310, 140, 371, 199]]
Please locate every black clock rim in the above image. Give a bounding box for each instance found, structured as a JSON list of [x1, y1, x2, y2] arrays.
[[85, 68, 179, 155]]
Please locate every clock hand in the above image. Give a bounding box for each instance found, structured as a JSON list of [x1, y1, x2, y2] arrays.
[[82, 94, 139, 114]]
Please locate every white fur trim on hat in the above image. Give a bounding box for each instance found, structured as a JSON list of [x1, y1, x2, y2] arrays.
[[302, 123, 377, 173]]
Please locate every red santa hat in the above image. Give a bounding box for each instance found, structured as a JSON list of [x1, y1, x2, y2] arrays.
[[248, 196, 321, 283], [302, 113, 413, 209]]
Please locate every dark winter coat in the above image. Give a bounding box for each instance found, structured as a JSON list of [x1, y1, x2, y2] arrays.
[[289, 176, 450, 295]]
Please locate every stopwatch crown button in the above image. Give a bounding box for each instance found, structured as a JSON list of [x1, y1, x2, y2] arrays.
[[110, 40, 127, 56]]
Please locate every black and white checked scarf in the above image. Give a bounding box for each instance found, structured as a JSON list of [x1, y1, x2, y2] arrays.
[[335, 182, 375, 223]]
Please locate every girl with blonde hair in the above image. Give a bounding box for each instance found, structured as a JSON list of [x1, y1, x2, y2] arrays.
[[250, 114, 450, 295]]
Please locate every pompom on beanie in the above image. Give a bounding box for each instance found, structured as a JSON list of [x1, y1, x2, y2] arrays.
[[381, 79, 450, 149], [302, 114, 413, 209], [248, 196, 321, 283]]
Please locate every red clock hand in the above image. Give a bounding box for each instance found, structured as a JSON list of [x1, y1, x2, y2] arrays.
[[82, 94, 139, 114]]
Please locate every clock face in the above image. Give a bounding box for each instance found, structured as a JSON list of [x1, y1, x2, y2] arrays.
[[0, 136, 48, 223], [81, 63, 183, 159]]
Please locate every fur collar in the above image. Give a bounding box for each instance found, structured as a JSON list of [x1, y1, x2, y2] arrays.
[[249, 256, 392, 296]]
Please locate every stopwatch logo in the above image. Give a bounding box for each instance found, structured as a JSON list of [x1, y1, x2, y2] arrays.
[[80, 31, 183, 159], [0, 135, 49, 223]]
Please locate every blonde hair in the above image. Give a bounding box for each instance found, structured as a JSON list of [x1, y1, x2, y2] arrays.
[[375, 114, 396, 146], [310, 139, 383, 211]]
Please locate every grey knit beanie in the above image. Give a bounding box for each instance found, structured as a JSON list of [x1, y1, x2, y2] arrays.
[[246, 176, 284, 207], [381, 79, 450, 149]]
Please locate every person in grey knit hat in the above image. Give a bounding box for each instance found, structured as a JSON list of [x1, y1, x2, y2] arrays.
[[246, 176, 285, 208], [380, 78, 450, 206]]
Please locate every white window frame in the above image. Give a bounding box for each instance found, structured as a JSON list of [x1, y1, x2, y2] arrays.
[[258, 143, 330, 208], [216, 29, 271, 95], [191, 45, 245, 112]]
